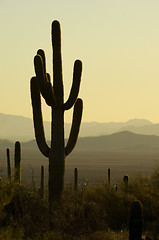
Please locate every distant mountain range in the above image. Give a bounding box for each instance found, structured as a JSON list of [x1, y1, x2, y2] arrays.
[[1, 130, 159, 153], [0, 112, 159, 141]]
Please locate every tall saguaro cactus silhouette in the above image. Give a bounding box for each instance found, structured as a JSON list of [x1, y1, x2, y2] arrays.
[[30, 20, 83, 206]]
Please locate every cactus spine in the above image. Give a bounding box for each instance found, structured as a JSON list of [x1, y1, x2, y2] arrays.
[[6, 148, 11, 182], [74, 168, 78, 191], [40, 165, 44, 199], [30, 20, 83, 206], [129, 200, 143, 240], [14, 141, 21, 183]]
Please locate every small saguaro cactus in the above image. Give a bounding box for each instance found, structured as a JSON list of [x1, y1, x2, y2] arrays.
[[74, 168, 78, 191], [123, 175, 129, 191], [40, 165, 44, 199], [30, 20, 83, 206], [123, 175, 128, 184], [14, 141, 21, 183], [6, 148, 11, 182], [129, 200, 143, 240], [108, 168, 110, 188]]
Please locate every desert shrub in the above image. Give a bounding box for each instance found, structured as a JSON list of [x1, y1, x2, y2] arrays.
[[0, 226, 23, 240], [150, 167, 159, 189], [0, 169, 159, 239], [51, 185, 134, 235], [85, 230, 128, 240], [1, 184, 49, 239], [120, 173, 159, 232], [89, 185, 134, 230], [0, 181, 14, 211]]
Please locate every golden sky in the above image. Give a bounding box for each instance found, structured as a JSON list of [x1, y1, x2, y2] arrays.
[[0, 0, 159, 123]]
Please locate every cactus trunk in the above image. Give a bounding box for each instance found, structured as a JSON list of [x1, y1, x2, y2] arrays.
[[49, 108, 65, 202]]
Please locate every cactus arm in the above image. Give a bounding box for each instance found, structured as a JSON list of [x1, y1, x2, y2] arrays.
[[65, 98, 83, 156], [63, 60, 82, 110], [52, 20, 64, 105], [37, 49, 47, 74], [34, 54, 48, 99], [30, 77, 50, 157], [45, 74, 57, 107], [34, 54, 56, 107]]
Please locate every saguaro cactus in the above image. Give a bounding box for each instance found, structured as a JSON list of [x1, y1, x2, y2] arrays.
[[6, 148, 11, 182], [123, 175, 129, 191], [74, 168, 78, 191], [129, 200, 143, 240], [123, 175, 128, 184], [14, 141, 21, 183], [30, 20, 83, 206], [108, 168, 110, 188], [40, 165, 44, 199]]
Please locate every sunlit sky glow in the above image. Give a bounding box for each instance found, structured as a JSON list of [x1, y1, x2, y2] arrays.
[[1, 0, 159, 123]]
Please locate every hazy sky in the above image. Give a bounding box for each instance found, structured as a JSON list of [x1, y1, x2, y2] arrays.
[[1, 0, 159, 123]]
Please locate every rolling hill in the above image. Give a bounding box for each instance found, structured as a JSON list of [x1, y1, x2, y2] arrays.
[[1, 131, 159, 153]]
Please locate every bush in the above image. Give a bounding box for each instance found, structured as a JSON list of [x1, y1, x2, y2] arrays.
[[0, 169, 159, 239]]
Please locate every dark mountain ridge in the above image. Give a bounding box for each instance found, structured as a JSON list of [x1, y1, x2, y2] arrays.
[[1, 131, 159, 152], [75, 131, 159, 151]]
